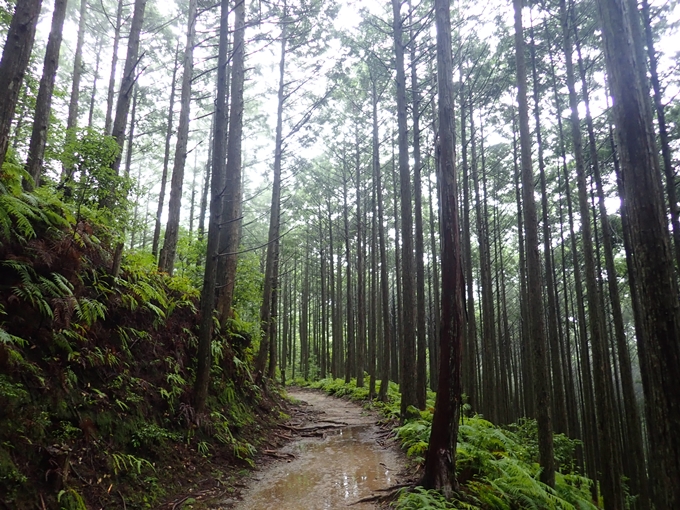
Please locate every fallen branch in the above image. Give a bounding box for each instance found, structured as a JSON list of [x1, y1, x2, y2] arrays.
[[264, 450, 296, 460]]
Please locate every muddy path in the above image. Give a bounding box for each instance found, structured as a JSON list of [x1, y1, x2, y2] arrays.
[[215, 388, 409, 509]]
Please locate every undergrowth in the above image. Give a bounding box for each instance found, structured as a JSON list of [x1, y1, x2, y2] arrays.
[[0, 149, 278, 508], [302, 377, 599, 510]]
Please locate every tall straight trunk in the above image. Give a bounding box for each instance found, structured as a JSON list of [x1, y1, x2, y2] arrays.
[[460, 78, 478, 411], [372, 78, 392, 401], [470, 100, 497, 422], [319, 214, 328, 379], [27, 0, 68, 186], [427, 174, 441, 390], [391, 0, 418, 419], [87, 35, 102, 128], [574, 21, 649, 505], [159, 0, 198, 275], [559, 0, 623, 503], [391, 153, 402, 383], [343, 163, 355, 383], [529, 25, 568, 435], [268, 243, 280, 380], [421, 0, 464, 494], [105, 0, 124, 134], [513, 0, 555, 486], [548, 44, 599, 497], [152, 45, 180, 258], [511, 116, 533, 419], [194, 0, 229, 413], [0, 0, 43, 168], [409, 0, 427, 409], [66, 0, 87, 134], [281, 272, 289, 386], [354, 126, 365, 387], [216, 0, 246, 325], [328, 197, 340, 378], [641, 0, 680, 270], [597, 0, 680, 504], [198, 114, 214, 243], [369, 160, 378, 398], [301, 236, 310, 380], [123, 86, 137, 179], [111, 0, 147, 174]]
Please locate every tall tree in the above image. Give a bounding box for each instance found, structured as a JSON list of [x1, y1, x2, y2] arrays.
[[596, 0, 680, 505], [512, 0, 555, 487], [194, 0, 230, 413], [216, 0, 246, 325], [0, 0, 43, 168], [111, 0, 147, 173], [26, 0, 69, 186], [421, 0, 464, 494], [391, 0, 418, 420], [159, 0, 198, 274]]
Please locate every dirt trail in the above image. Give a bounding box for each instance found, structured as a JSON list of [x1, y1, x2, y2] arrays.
[[216, 388, 408, 509]]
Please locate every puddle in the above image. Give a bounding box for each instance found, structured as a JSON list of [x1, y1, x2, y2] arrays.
[[234, 425, 401, 509]]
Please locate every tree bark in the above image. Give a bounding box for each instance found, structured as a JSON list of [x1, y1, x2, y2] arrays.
[[421, 0, 464, 495], [66, 0, 87, 134], [26, 0, 68, 186], [216, 0, 245, 325], [596, 0, 680, 505], [0, 0, 43, 169], [194, 0, 230, 413], [159, 0, 198, 275], [513, 0, 555, 487], [111, 0, 147, 174], [105, 0, 124, 134], [391, 0, 418, 420]]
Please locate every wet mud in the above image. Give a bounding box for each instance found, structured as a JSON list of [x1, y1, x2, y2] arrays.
[[224, 389, 406, 509]]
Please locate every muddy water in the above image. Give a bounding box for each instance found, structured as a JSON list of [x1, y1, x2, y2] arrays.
[[232, 390, 405, 509]]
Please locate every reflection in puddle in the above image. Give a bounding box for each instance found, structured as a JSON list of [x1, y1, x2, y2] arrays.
[[235, 425, 398, 509]]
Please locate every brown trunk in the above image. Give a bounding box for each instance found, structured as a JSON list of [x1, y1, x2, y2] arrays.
[[409, 0, 427, 409], [513, 0, 555, 486], [215, 0, 245, 325], [111, 0, 147, 174], [26, 0, 68, 186], [66, 0, 87, 133], [194, 0, 229, 413], [355, 125, 365, 387], [597, 0, 680, 504], [152, 45, 180, 258], [105, 0, 124, 134], [159, 0, 198, 274], [342, 162, 355, 383], [421, 0, 464, 494], [391, 0, 417, 420], [0, 0, 43, 168]]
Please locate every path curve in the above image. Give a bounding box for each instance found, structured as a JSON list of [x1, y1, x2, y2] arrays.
[[218, 388, 407, 509]]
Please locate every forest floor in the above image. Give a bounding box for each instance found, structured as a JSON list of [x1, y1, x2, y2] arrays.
[[177, 387, 411, 510]]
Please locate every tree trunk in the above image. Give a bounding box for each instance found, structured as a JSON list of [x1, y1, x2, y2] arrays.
[[596, 0, 680, 505], [0, 0, 43, 169], [26, 0, 68, 186], [216, 0, 246, 325], [111, 0, 147, 174], [409, 0, 427, 410], [159, 0, 198, 275], [66, 0, 87, 134], [152, 45, 180, 258], [343, 162, 355, 383], [355, 125, 365, 388], [105, 0, 124, 134], [421, 0, 464, 494], [193, 0, 230, 413], [513, 0, 555, 487], [87, 35, 102, 128], [391, 0, 417, 420]]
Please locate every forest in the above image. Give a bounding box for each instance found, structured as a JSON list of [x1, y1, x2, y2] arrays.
[[0, 0, 679, 508]]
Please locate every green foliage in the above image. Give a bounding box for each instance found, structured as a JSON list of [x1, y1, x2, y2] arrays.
[[57, 488, 87, 510], [110, 452, 155, 477], [308, 380, 598, 510], [0, 151, 70, 243], [61, 128, 123, 203]]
